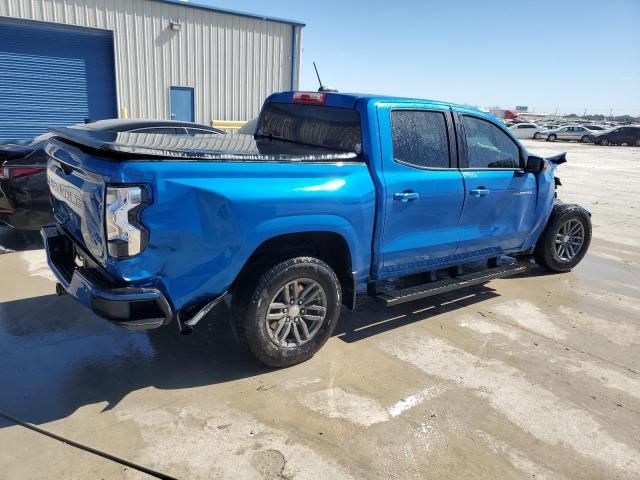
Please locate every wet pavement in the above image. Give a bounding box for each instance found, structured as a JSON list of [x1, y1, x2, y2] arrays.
[[1, 140, 639, 479]]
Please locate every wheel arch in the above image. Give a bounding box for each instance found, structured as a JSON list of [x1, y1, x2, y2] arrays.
[[231, 231, 358, 310]]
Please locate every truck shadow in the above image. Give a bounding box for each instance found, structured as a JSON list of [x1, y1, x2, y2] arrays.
[[0, 285, 498, 429]]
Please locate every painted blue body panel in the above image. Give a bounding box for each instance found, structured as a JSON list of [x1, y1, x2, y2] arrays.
[[373, 101, 465, 278], [47, 142, 375, 311], [457, 170, 538, 254], [46, 91, 561, 318]]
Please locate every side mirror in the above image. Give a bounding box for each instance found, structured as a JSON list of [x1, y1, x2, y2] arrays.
[[525, 155, 545, 173]]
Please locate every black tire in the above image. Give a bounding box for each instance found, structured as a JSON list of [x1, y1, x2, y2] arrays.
[[534, 204, 592, 273], [598, 138, 610, 146], [635, 139, 640, 147], [231, 257, 341, 367], [580, 135, 590, 143], [548, 134, 557, 142], [533, 133, 539, 140]]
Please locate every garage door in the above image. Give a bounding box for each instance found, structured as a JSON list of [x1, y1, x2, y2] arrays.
[[0, 18, 117, 141]]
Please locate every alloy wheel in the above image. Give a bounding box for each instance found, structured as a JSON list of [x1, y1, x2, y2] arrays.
[[554, 219, 585, 261], [265, 278, 327, 348]]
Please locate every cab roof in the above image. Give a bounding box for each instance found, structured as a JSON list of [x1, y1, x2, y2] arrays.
[[266, 91, 486, 115]]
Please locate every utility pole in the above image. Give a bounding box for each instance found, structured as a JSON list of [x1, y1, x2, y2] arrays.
[[609, 108, 613, 120]]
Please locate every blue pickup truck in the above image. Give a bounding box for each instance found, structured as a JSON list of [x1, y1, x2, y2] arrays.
[[42, 91, 591, 366]]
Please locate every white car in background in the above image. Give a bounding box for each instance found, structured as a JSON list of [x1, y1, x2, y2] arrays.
[[509, 123, 544, 139], [534, 125, 594, 142]]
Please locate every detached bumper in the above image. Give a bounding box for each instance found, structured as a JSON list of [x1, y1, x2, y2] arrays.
[[41, 224, 172, 330]]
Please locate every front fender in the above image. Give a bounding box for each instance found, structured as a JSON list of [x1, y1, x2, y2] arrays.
[[521, 161, 559, 249]]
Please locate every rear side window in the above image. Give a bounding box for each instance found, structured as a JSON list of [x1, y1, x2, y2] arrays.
[[462, 116, 520, 169], [257, 103, 361, 152], [391, 110, 450, 168], [186, 127, 220, 136], [129, 127, 187, 135]]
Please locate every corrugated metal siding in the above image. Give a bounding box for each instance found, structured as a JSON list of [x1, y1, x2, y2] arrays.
[[0, 0, 299, 123]]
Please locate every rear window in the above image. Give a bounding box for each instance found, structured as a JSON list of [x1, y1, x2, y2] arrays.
[[256, 103, 362, 152], [391, 110, 450, 168]]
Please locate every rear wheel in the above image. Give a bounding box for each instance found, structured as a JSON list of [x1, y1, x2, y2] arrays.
[[635, 139, 640, 147], [231, 257, 341, 367], [580, 135, 590, 143], [548, 134, 557, 142], [533, 133, 540, 140], [534, 204, 591, 273]]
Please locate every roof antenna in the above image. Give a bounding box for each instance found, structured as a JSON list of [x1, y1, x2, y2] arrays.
[[313, 62, 338, 93]]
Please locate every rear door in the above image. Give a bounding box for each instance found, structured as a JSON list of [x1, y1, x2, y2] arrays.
[[375, 104, 465, 278], [455, 112, 537, 256]]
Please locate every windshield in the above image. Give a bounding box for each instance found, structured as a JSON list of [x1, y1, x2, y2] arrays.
[[256, 102, 362, 152]]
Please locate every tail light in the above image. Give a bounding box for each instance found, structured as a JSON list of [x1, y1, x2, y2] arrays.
[[105, 185, 150, 258], [0, 166, 45, 179], [292, 91, 326, 105]]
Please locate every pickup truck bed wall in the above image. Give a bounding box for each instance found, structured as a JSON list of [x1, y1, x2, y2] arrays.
[[46, 136, 375, 310]]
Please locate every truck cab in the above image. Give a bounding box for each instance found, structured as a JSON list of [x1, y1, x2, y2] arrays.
[[42, 91, 591, 367]]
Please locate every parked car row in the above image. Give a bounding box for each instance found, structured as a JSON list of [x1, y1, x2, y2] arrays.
[[0, 119, 224, 231], [509, 122, 640, 146]]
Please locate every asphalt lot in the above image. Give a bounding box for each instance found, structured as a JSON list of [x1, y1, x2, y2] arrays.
[[1, 140, 639, 479]]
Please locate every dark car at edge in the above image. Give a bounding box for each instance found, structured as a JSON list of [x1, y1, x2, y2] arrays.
[[0, 119, 224, 231]]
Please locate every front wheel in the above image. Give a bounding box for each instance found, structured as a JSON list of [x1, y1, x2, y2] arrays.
[[580, 135, 591, 143], [232, 257, 341, 367], [547, 134, 557, 142], [534, 204, 591, 273], [598, 138, 610, 146], [533, 133, 540, 140]]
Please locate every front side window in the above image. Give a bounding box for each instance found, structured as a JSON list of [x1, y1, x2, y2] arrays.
[[462, 116, 520, 169], [391, 110, 450, 168]]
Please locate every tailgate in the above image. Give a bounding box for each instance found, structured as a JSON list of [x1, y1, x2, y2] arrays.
[[46, 140, 107, 264]]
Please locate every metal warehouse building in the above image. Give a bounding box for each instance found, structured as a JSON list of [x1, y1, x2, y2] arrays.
[[0, 0, 304, 140]]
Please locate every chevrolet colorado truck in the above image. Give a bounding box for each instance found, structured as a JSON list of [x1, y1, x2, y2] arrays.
[[42, 91, 592, 367]]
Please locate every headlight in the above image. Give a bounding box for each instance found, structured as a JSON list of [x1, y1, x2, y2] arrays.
[[105, 185, 150, 258]]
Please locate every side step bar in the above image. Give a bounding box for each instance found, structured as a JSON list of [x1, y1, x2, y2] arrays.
[[375, 263, 529, 307]]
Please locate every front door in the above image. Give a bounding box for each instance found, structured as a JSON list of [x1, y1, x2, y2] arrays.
[[455, 113, 538, 257], [170, 86, 194, 122], [376, 104, 465, 278]]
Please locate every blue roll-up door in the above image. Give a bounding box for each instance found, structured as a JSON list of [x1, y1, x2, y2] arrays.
[[0, 18, 117, 141]]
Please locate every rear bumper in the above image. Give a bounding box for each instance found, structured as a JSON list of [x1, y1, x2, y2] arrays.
[[41, 224, 173, 330]]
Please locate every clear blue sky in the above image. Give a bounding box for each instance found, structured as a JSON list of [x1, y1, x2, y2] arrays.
[[201, 0, 640, 116]]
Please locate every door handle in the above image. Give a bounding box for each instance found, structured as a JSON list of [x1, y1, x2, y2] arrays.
[[469, 187, 490, 197], [393, 191, 420, 202]]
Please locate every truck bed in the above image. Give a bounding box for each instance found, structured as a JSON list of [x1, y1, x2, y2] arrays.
[[48, 127, 359, 162]]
